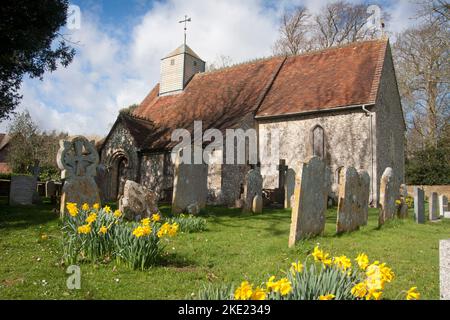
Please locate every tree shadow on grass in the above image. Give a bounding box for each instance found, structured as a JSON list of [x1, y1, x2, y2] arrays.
[[0, 203, 59, 231]]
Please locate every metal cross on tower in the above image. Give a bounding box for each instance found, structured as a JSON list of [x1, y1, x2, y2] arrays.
[[178, 15, 191, 46]]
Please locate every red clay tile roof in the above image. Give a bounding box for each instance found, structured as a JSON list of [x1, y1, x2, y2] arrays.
[[128, 39, 388, 151], [0, 163, 11, 174]]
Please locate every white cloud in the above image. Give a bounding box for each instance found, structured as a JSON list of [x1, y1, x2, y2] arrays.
[[0, 0, 419, 137]]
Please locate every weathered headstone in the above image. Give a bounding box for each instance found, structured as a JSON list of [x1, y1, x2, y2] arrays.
[[57, 136, 100, 217], [9, 175, 37, 205], [336, 167, 370, 233], [45, 181, 56, 198], [414, 186, 425, 224], [439, 195, 448, 218], [119, 180, 160, 220], [440, 240, 450, 300], [398, 183, 409, 219], [242, 167, 263, 212], [379, 167, 397, 226], [284, 168, 296, 209], [444, 211, 450, 219], [252, 195, 263, 214], [429, 192, 439, 221], [172, 150, 208, 214], [187, 202, 200, 215], [289, 156, 328, 247]]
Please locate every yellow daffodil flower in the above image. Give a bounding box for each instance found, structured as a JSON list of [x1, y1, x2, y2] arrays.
[[234, 281, 253, 300], [66, 202, 78, 217], [355, 253, 369, 270], [318, 294, 335, 300], [93, 203, 100, 210], [103, 205, 111, 213], [85, 213, 97, 224], [406, 287, 420, 300], [290, 261, 303, 274], [351, 282, 368, 298], [152, 213, 161, 222], [250, 287, 266, 300], [99, 226, 108, 235], [81, 203, 89, 211], [113, 209, 122, 218], [333, 255, 352, 271], [77, 224, 91, 234]]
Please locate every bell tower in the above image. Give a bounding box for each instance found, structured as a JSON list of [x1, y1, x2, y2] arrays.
[[159, 15, 205, 96], [159, 44, 205, 96]]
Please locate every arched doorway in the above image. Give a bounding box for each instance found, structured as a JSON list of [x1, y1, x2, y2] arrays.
[[106, 151, 132, 201]]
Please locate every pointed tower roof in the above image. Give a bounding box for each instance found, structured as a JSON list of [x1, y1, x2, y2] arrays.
[[162, 44, 204, 61]]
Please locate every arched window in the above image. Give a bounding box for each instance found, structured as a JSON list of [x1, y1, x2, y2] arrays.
[[312, 125, 325, 158]]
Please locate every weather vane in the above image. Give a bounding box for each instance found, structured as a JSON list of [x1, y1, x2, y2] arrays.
[[178, 15, 191, 46]]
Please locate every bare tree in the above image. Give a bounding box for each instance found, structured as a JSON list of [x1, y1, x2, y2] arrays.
[[272, 6, 312, 55], [394, 15, 449, 149], [206, 55, 233, 71], [416, 0, 449, 25]]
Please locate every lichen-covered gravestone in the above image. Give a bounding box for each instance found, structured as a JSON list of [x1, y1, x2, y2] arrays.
[[289, 156, 328, 247], [119, 180, 159, 221], [414, 186, 425, 224], [429, 192, 439, 221], [336, 167, 370, 233], [242, 167, 263, 212], [172, 152, 208, 214], [57, 136, 100, 217], [9, 175, 37, 205], [284, 168, 296, 209], [440, 240, 450, 300], [378, 167, 397, 227]]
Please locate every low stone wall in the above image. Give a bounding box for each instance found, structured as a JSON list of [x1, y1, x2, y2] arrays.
[[407, 185, 450, 200]]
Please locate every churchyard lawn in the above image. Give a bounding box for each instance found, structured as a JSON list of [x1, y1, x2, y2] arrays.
[[0, 197, 448, 300]]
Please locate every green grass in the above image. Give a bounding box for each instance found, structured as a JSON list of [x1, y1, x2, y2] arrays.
[[0, 197, 449, 300]]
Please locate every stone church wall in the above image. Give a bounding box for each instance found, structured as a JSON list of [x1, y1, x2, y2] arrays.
[[258, 109, 373, 201], [139, 152, 174, 201], [374, 44, 406, 204]]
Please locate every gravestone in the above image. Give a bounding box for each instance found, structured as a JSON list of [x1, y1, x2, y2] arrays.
[[45, 181, 56, 198], [429, 192, 439, 221], [336, 167, 370, 233], [276, 159, 288, 204], [398, 183, 409, 219], [119, 180, 160, 220], [378, 167, 397, 226], [284, 168, 296, 209], [172, 150, 208, 214], [9, 175, 37, 205], [57, 136, 100, 217], [252, 195, 263, 214], [289, 156, 328, 247], [439, 195, 448, 218], [414, 186, 425, 224], [242, 167, 263, 212], [440, 240, 450, 300]]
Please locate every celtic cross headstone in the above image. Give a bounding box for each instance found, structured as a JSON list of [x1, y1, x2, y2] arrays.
[[57, 136, 100, 217]]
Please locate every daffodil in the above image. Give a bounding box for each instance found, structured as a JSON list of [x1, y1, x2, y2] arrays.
[[234, 281, 253, 300], [81, 203, 90, 211], [278, 278, 292, 296], [77, 224, 91, 234], [333, 255, 352, 271], [355, 253, 369, 270], [318, 294, 335, 300], [406, 287, 420, 300], [152, 213, 161, 222], [113, 209, 122, 218], [93, 203, 100, 210], [351, 282, 368, 298], [250, 287, 266, 300], [103, 205, 111, 214], [312, 246, 332, 266], [66, 202, 78, 217], [85, 213, 97, 224], [366, 289, 382, 300], [141, 218, 151, 226], [290, 261, 303, 274], [99, 226, 108, 235]]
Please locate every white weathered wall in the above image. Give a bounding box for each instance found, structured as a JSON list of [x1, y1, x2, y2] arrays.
[[258, 109, 373, 201], [159, 54, 184, 95]]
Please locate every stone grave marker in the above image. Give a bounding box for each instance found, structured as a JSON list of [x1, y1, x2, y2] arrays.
[[379, 167, 397, 226], [119, 180, 160, 220], [414, 186, 425, 224], [289, 156, 328, 247], [439, 195, 448, 218], [9, 175, 37, 205], [172, 149, 208, 214], [57, 136, 101, 217], [336, 167, 370, 233], [398, 183, 409, 219], [242, 167, 263, 212], [284, 168, 296, 209], [252, 195, 263, 214], [429, 192, 439, 221], [440, 240, 450, 300]]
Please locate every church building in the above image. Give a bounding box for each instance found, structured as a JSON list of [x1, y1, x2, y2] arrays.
[[99, 39, 405, 207]]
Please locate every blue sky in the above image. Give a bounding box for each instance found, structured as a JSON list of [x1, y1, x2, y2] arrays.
[[0, 0, 421, 137]]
